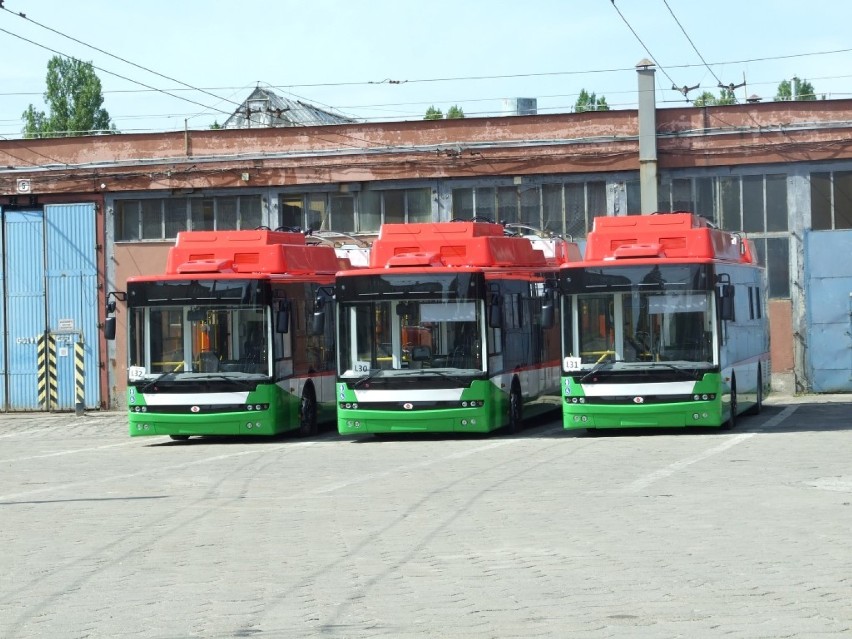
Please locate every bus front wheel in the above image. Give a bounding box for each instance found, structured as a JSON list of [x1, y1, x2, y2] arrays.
[[508, 382, 523, 434]]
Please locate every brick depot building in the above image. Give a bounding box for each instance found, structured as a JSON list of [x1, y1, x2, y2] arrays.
[[2, 98, 852, 410]]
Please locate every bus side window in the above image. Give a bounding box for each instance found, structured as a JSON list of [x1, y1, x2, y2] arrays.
[[718, 284, 735, 322]]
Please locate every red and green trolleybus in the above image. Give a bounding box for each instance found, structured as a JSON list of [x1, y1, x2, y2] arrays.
[[121, 229, 345, 440], [333, 220, 580, 435], [559, 212, 771, 432]]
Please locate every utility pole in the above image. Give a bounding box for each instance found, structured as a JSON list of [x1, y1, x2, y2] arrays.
[[636, 59, 658, 214]]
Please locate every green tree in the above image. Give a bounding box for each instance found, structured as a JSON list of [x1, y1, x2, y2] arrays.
[[693, 88, 737, 107], [692, 91, 716, 107], [424, 105, 443, 120], [210, 121, 222, 129], [575, 89, 609, 112], [22, 56, 115, 138], [446, 105, 465, 119], [774, 76, 818, 101]]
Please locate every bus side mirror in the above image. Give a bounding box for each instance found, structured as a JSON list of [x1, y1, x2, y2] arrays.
[[276, 302, 290, 334], [104, 292, 125, 341], [541, 302, 555, 329], [104, 316, 116, 340], [310, 310, 325, 336], [488, 295, 503, 329], [719, 284, 735, 321]]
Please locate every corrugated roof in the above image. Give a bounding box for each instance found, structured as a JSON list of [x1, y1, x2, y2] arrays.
[[222, 87, 355, 128]]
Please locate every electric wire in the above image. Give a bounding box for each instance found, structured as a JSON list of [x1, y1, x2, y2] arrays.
[[0, 28, 396, 151], [0, 6, 347, 133], [0, 26, 235, 121], [0, 5, 246, 112], [3, 2, 852, 141], [0, 5, 417, 150], [608, 0, 681, 90], [661, 0, 723, 87]]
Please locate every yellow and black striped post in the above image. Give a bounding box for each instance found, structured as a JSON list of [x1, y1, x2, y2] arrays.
[[37, 333, 48, 409], [47, 334, 58, 411], [75, 341, 85, 416]]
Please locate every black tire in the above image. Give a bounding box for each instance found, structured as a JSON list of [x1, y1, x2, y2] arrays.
[[508, 382, 523, 434], [299, 386, 318, 437], [722, 379, 737, 430], [745, 369, 763, 416], [169, 435, 190, 441]]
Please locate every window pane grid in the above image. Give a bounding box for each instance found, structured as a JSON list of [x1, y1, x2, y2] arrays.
[[141, 199, 163, 239], [116, 195, 267, 240], [833, 171, 852, 229]]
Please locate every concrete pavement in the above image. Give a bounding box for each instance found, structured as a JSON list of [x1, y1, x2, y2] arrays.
[[0, 394, 850, 638]]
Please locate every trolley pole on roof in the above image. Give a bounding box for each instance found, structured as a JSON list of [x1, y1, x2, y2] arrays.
[[636, 59, 658, 214]]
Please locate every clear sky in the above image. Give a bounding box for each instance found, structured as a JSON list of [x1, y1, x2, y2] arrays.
[[1, 0, 850, 137]]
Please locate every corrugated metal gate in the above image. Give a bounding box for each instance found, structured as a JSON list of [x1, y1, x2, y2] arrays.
[[805, 229, 852, 392], [0, 204, 100, 412]]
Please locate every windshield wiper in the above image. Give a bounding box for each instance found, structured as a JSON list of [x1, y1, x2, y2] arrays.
[[579, 355, 619, 383], [138, 365, 182, 392], [195, 375, 256, 390], [353, 369, 383, 388], [418, 369, 471, 385], [647, 362, 698, 381]]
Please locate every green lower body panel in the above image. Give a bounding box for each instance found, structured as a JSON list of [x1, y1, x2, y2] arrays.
[[127, 383, 305, 437], [129, 410, 284, 437], [562, 372, 730, 430], [338, 409, 491, 434], [563, 401, 724, 429]]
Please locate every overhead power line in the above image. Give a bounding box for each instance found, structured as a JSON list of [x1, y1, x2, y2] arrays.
[[0, 5, 245, 112], [661, 0, 723, 87], [0, 16, 392, 150], [0, 26, 235, 118], [609, 0, 681, 90]]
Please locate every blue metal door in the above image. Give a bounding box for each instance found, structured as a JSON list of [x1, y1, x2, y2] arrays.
[[805, 229, 852, 392], [1, 204, 100, 412], [0, 212, 6, 409], [3, 210, 47, 410], [45, 203, 100, 411]]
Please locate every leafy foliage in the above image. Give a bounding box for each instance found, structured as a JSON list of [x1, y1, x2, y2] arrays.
[[446, 105, 465, 119], [575, 89, 609, 112], [22, 56, 115, 138], [693, 88, 738, 107], [424, 106, 443, 120], [774, 77, 818, 101], [424, 105, 466, 119]]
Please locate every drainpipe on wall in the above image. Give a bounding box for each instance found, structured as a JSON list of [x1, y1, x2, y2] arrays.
[[184, 118, 192, 157], [636, 59, 658, 214]]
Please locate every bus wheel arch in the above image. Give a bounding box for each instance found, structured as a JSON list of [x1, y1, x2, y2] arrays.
[[722, 375, 737, 430], [299, 382, 318, 437], [746, 366, 763, 416], [508, 377, 523, 434]]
